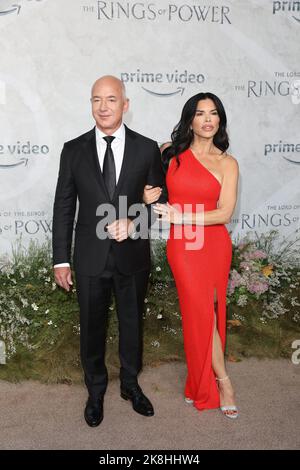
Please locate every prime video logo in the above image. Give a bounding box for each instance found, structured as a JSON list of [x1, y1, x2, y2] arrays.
[[0, 141, 49, 169], [272, 1, 300, 22], [0, 0, 43, 16], [121, 69, 205, 97], [264, 141, 300, 164]]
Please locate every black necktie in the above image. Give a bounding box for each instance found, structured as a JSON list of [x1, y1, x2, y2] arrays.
[[102, 136, 116, 199]]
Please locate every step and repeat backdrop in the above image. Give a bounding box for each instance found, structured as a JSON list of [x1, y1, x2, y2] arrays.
[[0, 0, 299, 258]]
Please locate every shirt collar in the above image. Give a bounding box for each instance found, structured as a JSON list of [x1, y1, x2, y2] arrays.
[[95, 123, 125, 143]]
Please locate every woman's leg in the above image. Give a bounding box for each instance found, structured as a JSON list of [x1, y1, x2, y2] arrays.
[[211, 294, 237, 415]]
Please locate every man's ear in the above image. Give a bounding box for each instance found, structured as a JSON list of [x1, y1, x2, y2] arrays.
[[123, 98, 130, 113]]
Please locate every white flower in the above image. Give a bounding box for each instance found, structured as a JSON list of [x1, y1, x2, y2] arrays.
[[151, 340, 160, 348], [157, 314, 163, 320], [144, 298, 148, 303], [31, 303, 39, 311], [47, 320, 53, 326], [45, 309, 49, 314], [237, 294, 248, 307], [20, 298, 28, 308], [162, 326, 177, 335], [290, 297, 300, 307], [156, 266, 161, 272]]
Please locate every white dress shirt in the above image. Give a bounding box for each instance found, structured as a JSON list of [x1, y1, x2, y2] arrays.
[[96, 123, 125, 182], [54, 124, 126, 268]]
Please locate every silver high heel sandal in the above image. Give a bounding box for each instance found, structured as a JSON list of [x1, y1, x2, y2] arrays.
[[184, 397, 194, 404], [216, 375, 239, 419]]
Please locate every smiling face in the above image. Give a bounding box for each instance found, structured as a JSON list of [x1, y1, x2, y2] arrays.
[[91, 76, 129, 135], [191, 98, 220, 139]]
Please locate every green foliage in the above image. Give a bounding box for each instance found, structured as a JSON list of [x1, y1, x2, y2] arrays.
[[0, 231, 299, 383]]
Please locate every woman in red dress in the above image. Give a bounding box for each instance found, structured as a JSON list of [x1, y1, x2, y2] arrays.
[[144, 93, 239, 418]]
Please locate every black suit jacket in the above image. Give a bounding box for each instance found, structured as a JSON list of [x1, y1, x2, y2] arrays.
[[52, 126, 167, 276]]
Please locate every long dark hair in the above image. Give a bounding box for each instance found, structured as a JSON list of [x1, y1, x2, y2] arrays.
[[162, 92, 229, 170]]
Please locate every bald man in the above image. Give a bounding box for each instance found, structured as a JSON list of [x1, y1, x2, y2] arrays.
[[52, 76, 166, 427]]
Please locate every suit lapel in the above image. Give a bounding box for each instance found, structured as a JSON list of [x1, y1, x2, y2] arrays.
[[85, 127, 110, 198], [112, 126, 136, 202]]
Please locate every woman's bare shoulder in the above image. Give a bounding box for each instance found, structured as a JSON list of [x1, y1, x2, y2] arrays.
[[220, 153, 239, 169]]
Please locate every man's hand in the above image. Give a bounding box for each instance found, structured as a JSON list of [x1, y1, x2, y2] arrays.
[[107, 218, 135, 242], [54, 266, 73, 292], [143, 185, 162, 205]]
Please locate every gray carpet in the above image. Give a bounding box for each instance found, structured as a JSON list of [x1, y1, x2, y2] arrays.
[[0, 359, 299, 450]]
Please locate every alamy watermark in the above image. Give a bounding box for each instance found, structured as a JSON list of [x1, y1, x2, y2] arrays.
[[0, 340, 6, 364], [291, 339, 300, 365], [94, 196, 204, 250]]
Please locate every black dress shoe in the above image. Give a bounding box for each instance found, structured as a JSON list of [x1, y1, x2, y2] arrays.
[[84, 396, 104, 427], [120, 385, 154, 417]]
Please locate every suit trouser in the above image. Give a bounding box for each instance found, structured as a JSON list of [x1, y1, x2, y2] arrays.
[[75, 249, 150, 399]]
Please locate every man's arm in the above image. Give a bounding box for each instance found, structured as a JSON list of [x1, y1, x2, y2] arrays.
[[52, 144, 77, 290], [145, 143, 168, 228], [107, 143, 167, 241], [147, 143, 168, 203]]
